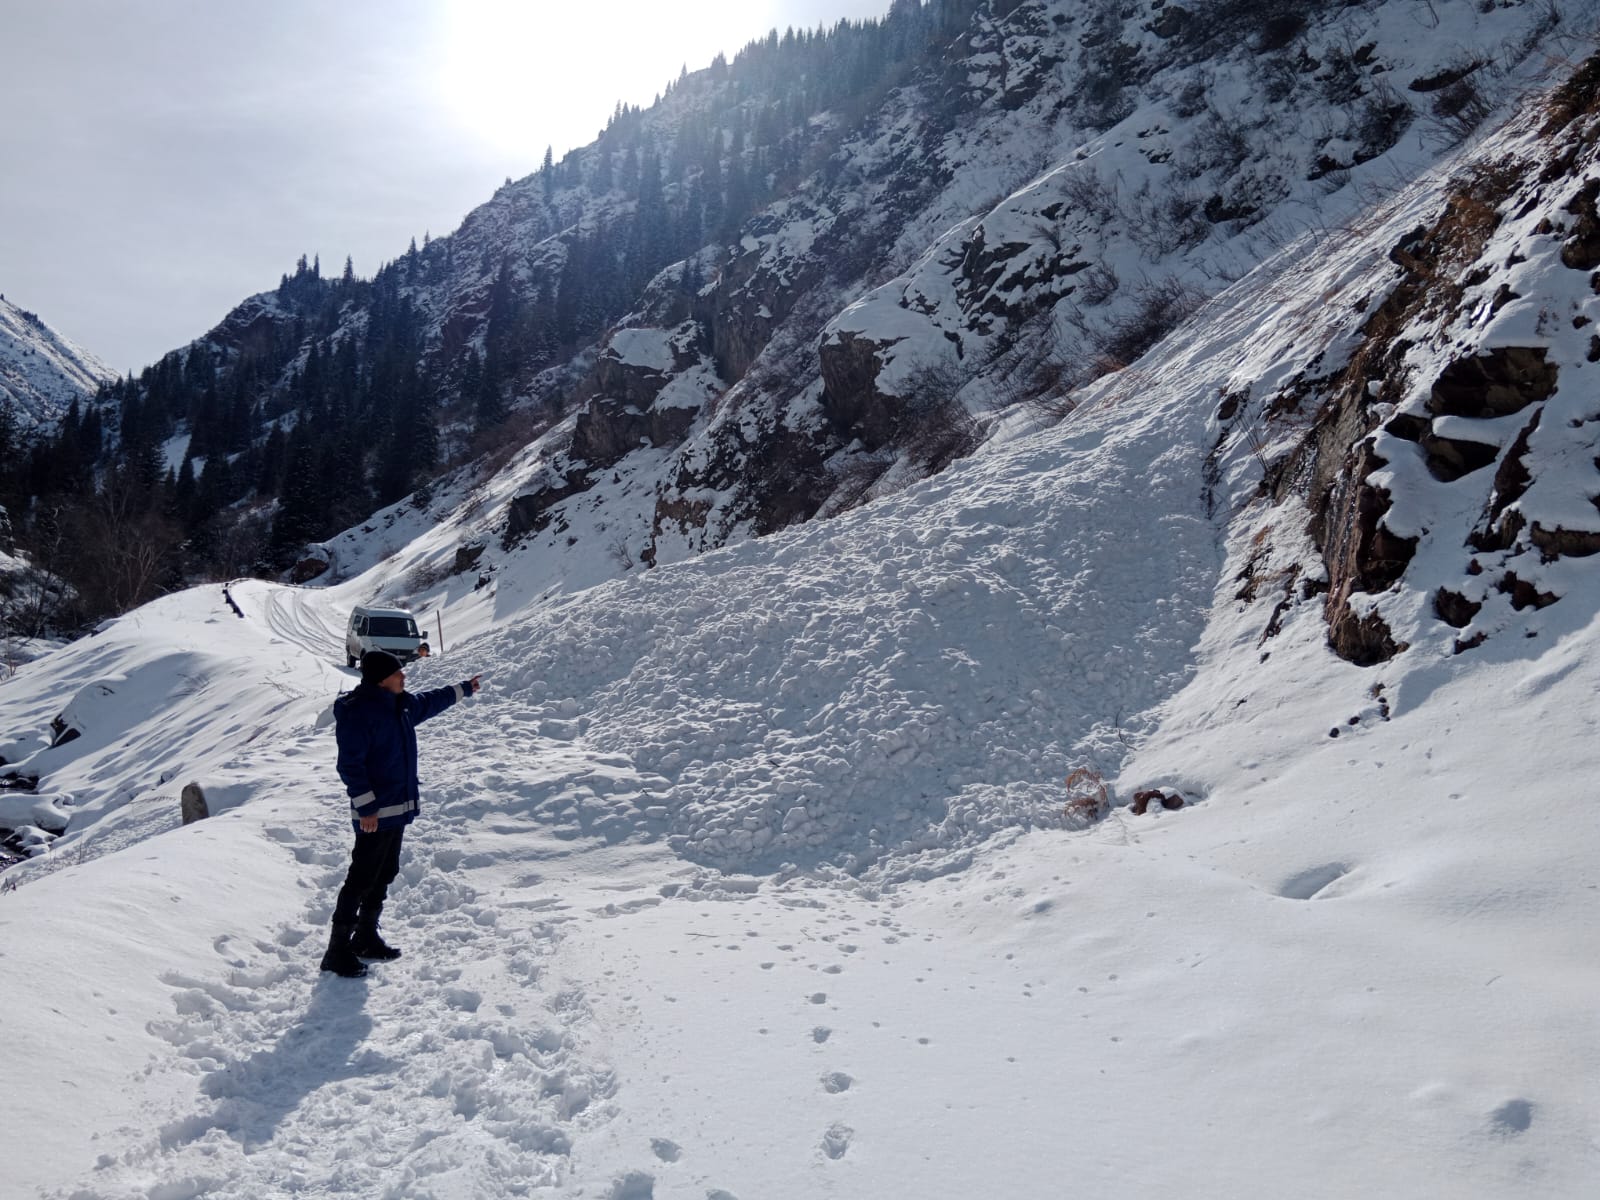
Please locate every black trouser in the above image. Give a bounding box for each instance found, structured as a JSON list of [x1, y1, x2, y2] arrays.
[[331, 826, 404, 926]]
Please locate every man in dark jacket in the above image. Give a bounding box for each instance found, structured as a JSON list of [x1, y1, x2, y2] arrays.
[[322, 649, 482, 978]]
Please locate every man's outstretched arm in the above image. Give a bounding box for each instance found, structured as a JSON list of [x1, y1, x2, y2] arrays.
[[409, 676, 482, 725]]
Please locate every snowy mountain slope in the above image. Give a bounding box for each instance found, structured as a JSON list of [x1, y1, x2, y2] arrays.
[[76, 0, 1595, 612], [416, 0, 1595, 597], [0, 293, 115, 427], [3, 57, 1600, 1196]]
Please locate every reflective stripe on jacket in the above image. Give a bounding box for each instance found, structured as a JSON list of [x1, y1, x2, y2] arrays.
[[334, 681, 468, 832]]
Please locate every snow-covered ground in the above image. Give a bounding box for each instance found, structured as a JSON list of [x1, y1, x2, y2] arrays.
[[4, 49, 1600, 1200], [3, 243, 1599, 1196]]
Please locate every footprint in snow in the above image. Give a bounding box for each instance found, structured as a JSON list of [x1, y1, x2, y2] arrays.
[[608, 1170, 656, 1199], [650, 1137, 682, 1162], [822, 1071, 853, 1094], [1489, 1099, 1534, 1135], [821, 1123, 854, 1160], [1277, 862, 1352, 900]]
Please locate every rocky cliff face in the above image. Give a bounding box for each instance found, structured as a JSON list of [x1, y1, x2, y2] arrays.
[[1217, 50, 1600, 669]]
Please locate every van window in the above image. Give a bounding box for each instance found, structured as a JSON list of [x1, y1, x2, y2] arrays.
[[367, 616, 418, 638]]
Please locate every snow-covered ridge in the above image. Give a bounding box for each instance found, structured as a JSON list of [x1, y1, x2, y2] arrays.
[[0, 293, 115, 426]]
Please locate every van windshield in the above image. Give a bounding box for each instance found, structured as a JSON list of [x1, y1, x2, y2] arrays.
[[368, 616, 419, 638]]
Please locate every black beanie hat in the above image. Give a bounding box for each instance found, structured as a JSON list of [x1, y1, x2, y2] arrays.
[[360, 650, 404, 686]]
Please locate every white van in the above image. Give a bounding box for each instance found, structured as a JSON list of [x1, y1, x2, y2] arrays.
[[345, 605, 427, 667]]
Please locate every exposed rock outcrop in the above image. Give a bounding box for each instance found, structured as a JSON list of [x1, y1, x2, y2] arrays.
[[1320, 445, 1416, 665], [819, 327, 909, 451], [1426, 347, 1558, 418], [1560, 178, 1600, 271]]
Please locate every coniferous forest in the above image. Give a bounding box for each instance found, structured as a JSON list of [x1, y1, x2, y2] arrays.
[[1, 0, 988, 632]]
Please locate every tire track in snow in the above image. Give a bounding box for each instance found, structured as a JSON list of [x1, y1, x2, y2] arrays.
[[246, 582, 348, 667]]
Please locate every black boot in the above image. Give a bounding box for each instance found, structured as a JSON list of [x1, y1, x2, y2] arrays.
[[319, 922, 368, 977], [350, 914, 401, 961]]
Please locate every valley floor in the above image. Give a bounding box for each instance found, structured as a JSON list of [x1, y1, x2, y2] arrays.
[[3, 590, 1596, 1198]]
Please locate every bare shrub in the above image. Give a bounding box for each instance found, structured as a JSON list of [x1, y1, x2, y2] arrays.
[[1058, 166, 1119, 223], [989, 319, 1081, 419], [402, 559, 451, 594], [896, 360, 979, 471], [1424, 73, 1496, 145], [1000, 356, 1076, 417], [1089, 277, 1209, 368], [466, 406, 550, 481], [1077, 259, 1121, 307], [1172, 76, 1210, 119], [1127, 182, 1211, 258], [1543, 52, 1600, 134], [1183, 108, 1254, 179]]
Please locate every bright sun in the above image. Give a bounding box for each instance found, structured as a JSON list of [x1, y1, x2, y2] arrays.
[[438, 0, 771, 164]]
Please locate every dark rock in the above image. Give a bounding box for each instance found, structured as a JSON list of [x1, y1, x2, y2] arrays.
[[1149, 6, 1190, 39], [1328, 446, 1419, 595], [1316, 436, 1416, 666], [180, 782, 209, 825], [1130, 788, 1185, 814], [1469, 408, 1541, 550], [1433, 588, 1481, 628], [504, 468, 590, 544], [1561, 179, 1600, 271], [1498, 572, 1557, 610], [1529, 522, 1600, 560], [1427, 347, 1558, 418], [1383, 411, 1429, 441], [1328, 607, 1406, 667], [818, 327, 909, 451], [1255, 14, 1306, 52], [1408, 59, 1490, 93], [571, 396, 698, 469], [1420, 427, 1500, 481], [451, 541, 486, 576]]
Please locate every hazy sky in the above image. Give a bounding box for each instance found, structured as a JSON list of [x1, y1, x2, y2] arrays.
[[0, 0, 893, 375]]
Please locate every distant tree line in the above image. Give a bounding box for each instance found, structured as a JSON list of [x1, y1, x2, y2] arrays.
[[0, 0, 988, 634]]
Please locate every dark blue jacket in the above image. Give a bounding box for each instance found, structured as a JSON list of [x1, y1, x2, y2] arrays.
[[334, 680, 471, 832]]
